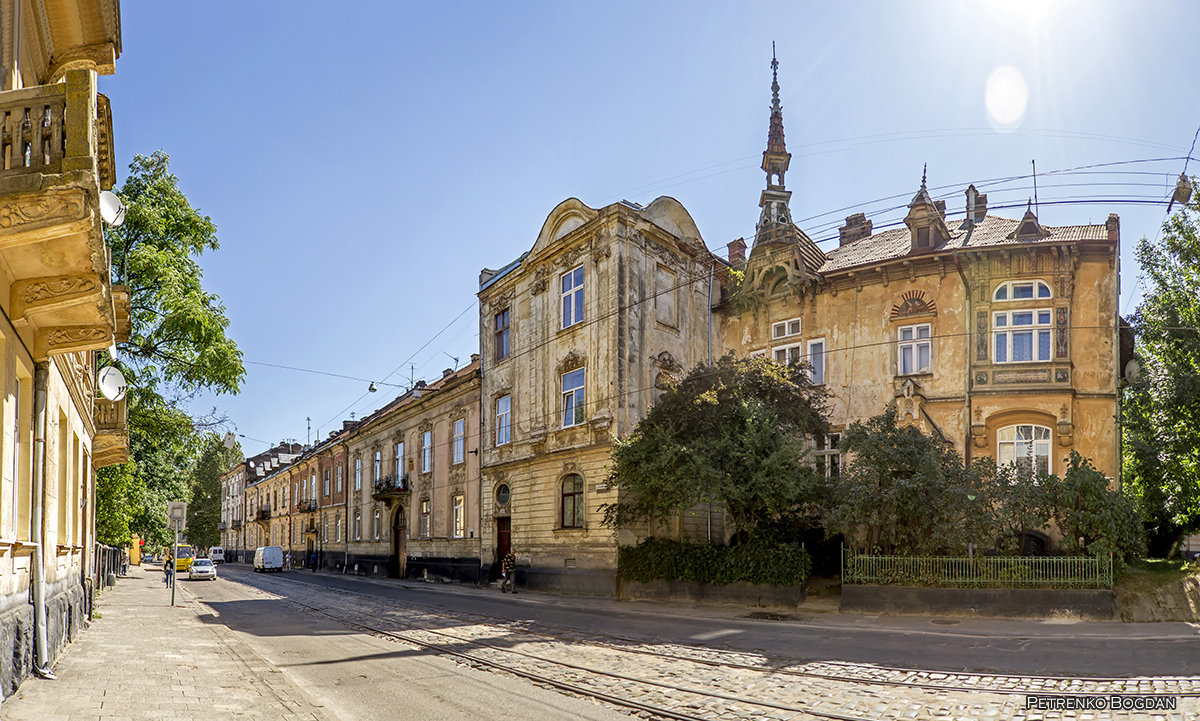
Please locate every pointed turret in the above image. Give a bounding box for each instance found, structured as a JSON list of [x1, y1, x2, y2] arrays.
[[762, 44, 790, 188]]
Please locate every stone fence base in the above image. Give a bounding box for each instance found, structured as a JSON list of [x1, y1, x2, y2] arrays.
[[841, 585, 1116, 619], [618, 578, 806, 609]]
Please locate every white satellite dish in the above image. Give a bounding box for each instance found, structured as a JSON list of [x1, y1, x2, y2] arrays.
[[1124, 358, 1141, 383], [99, 191, 126, 227], [97, 366, 127, 401]]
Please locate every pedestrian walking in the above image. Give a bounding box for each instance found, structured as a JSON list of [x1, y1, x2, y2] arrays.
[[285, 551, 292, 569], [499, 551, 517, 594], [310, 551, 318, 572], [163, 553, 174, 587]]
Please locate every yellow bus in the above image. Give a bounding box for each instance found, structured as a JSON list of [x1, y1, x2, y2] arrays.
[[166, 544, 194, 572]]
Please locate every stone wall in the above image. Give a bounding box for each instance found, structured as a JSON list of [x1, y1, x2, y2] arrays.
[[841, 585, 1116, 619]]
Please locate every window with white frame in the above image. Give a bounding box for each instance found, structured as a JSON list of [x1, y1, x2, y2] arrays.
[[561, 265, 584, 329], [993, 280, 1052, 302], [452, 494, 464, 538], [310, 474, 316, 501], [772, 317, 802, 340], [772, 342, 802, 365], [353, 510, 361, 540], [813, 433, 841, 479], [997, 424, 1052, 476], [354, 458, 362, 490], [897, 323, 932, 375], [373, 506, 381, 540], [561, 368, 585, 427], [419, 499, 430, 538], [323, 470, 330, 497], [452, 419, 465, 464], [422, 431, 432, 472], [749, 349, 768, 359], [336, 465, 342, 493], [373, 450, 382, 482], [394, 441, 404, 476], [807, 338, 826, 385], [322, 514, 328, 542], [335, 513, 341, 541], [496, 395, 511, 445], [993, 309, 1053, 362]]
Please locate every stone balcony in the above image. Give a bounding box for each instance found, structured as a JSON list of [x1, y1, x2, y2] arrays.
[[297, 499, 318, 513], [256, 508, 271, 523], [92, 397, 128, 468], [1, 70, 123, 360]]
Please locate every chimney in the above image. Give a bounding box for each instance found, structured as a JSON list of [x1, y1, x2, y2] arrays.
[[726, 238, 746, 264], [443, 368, 454, 378], [934, 200, 946, 218], [1106, 214, 1120, 243], [838, 213, 873, 246], [342, 420, 356, 432], [470, 353, 480, 364]]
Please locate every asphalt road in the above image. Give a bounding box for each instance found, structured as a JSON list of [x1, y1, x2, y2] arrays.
[[214, 563, 1200, 677], [184, 569, 630, 721]]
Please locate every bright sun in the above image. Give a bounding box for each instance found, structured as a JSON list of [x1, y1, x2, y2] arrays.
[[985, 65, 1028, 131]]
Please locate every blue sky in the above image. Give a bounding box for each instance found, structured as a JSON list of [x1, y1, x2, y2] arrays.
[[101, 1, 1198, 454]]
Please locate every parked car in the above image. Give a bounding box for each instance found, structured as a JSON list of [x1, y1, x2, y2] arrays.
[[253, 546, 284, 572], [188, 558, 217, 581]]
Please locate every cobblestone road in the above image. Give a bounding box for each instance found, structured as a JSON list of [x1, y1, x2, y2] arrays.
[[225, 569, 1197, 721]]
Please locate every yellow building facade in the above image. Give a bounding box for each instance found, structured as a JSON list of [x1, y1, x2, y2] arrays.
[[0, 0, 129, 690]]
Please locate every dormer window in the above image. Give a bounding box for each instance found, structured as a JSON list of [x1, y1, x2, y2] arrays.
[[916, 226, 932, 250], [994, 280, 1051, 302]]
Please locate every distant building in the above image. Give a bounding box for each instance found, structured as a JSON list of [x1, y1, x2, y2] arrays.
[[221, 441, 301, 562]]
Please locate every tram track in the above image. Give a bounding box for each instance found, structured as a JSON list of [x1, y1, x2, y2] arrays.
[[218, 568, 1200, 719]]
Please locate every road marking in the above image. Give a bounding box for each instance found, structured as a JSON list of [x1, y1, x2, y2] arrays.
[[690, 629, 743, 641]]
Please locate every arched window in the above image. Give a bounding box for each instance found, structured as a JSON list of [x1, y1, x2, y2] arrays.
[[997, 424, 1052, 476], [561, 474, 584, 528], [993, 280, 1051, 302]]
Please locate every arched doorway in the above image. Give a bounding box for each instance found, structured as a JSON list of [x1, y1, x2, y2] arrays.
[[388, 506, 407, 579]]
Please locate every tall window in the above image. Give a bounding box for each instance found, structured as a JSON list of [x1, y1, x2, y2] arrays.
[[336, 465, 342, 493], [419, 499, 430, 538], [422, 431, 432, 472], [494, 308, 510, 361], [335, 513, 342, 541], [354, 458, 362, 491], [773, 342, 802, 365], [998, 424, 1052, 476], [373, 506, 381, 540], [813, 433, 841, 479], [897, 324, 931, 375], [395, 441, 404, 476], [452, 419, 465, 464], [560, 474, 584, 528], [561, 368, 585, 428], [496, 395, 511, 446], [994, 309, 1052, 362], [354, 510, 361, 540], [373, 451, 382, 482], [561, 265, 584, 329], [807, 339, 826, 385], [323, 470, 330, 497], [322, 515, 328, 542], [310, 474, 316, 502], [294, 481, 299, 501], [452, 494, 464, 538]]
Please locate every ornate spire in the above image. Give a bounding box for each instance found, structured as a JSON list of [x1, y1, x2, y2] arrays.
[[762, 43, 790, 188]]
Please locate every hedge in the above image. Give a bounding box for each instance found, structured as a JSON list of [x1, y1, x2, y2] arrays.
[[618, 537, 811, 587]]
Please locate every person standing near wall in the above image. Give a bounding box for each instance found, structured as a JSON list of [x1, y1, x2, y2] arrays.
[[500, 551, 517, 594]]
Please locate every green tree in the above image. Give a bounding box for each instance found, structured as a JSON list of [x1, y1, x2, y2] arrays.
[[602, 354, 829, 537], [825, 406, 994, 555], [95, 151, 245, 546], [1045, 451, 1145, 563], [1124, 192, 1200, 555], [186, 433, 242, 550]]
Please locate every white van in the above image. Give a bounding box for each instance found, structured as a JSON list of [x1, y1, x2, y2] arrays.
[[209, 546, 225, 563], [253, 546, 284, 572]]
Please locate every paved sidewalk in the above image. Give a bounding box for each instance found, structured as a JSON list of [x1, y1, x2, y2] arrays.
[[0, 565, 335, 721]]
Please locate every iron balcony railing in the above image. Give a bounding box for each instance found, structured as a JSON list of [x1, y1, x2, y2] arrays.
[[217, 521, 227, 531], [840, 547, 1113, 589], [256, 508, 271, 521], [231, 519, 242, 530], [373, 473, 409, 499], [297, 499, 318, 512]]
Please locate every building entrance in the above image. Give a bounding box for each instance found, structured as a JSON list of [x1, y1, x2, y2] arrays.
[[389, 506, 407, 578]]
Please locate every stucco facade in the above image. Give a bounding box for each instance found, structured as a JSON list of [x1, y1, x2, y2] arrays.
[[477, 197, 720, 593]]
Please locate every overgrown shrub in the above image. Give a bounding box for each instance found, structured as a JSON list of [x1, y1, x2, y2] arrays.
[[618, 537, 811, 587]]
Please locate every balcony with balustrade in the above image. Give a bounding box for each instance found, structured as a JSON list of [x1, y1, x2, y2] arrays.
[[297, 500, 318, 513], [93, 397, 128, 468]]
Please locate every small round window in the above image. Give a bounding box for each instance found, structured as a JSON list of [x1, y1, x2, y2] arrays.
[[495, 484, 511, 506]]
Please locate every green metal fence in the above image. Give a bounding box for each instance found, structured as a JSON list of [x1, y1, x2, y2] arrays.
[[840, 547, 1113, 589]]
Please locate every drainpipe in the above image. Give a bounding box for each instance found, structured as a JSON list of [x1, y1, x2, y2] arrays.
[[31, 361, 54, 678], [951, 252, 973, 460]]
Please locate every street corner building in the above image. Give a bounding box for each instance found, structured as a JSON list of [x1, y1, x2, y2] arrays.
[[0, 0, 130, 693], [473, 56, 1124, 591]]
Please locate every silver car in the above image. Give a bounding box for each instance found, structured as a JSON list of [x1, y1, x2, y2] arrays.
[[188, 558, 217, 580]]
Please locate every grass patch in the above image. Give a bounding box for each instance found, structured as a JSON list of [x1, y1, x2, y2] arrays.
[[1117, 558, 1196, 595]]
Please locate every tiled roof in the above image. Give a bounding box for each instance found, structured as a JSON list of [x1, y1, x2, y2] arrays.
[[819, 215, 1108, 273]]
